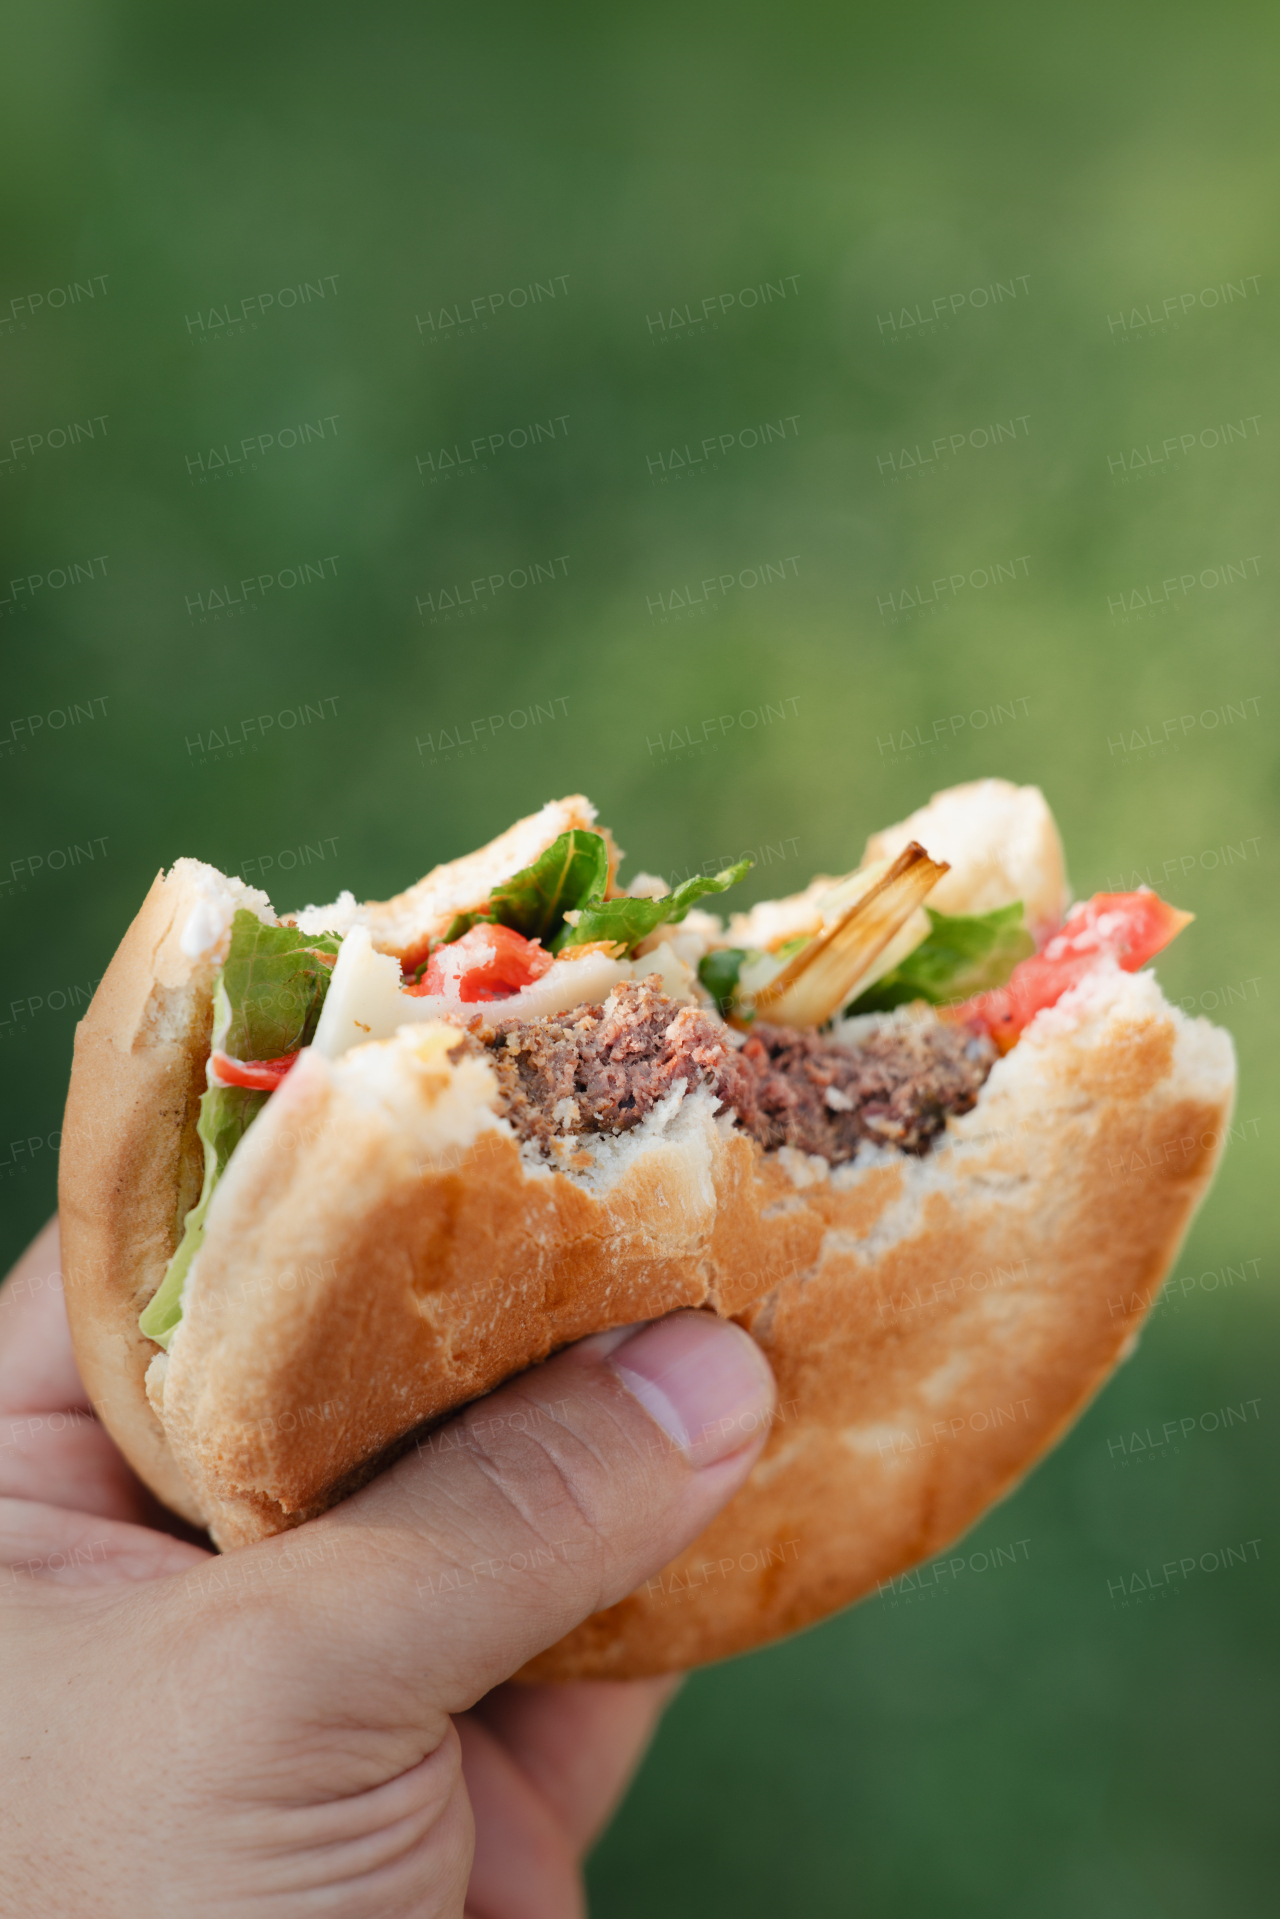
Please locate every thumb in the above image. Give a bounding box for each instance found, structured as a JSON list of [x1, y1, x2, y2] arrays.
[[284, 1310, 775, 1715]]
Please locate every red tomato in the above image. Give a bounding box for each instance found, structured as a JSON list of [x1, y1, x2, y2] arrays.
[[210, 1050, 299, 1090], [409, 922, 555, 1002], [958, 890, 1193, 1051], [1038, 892, 1192, 968]]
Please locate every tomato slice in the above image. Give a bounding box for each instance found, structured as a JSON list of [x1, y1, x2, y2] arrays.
[[957, 890, 1193, 1051], [407, 922, 555, 1002], [1038, 891, 1192, 968], [209, 1050, 300, 1090]]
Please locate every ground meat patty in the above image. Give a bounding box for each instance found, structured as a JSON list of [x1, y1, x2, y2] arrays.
[[716, 1017, 995, 1159], [465, 978, 731, 1152], [460, 976, 995, 1164]]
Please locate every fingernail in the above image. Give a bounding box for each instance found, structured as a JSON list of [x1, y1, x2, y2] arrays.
[[574, 1321, 653, 1360], [605, 1311, 776, 1466]]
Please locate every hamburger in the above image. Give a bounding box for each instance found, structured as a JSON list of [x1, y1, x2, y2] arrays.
[[58, 779, 1235, 1678]]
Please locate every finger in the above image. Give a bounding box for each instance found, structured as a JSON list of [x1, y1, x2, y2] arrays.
[[0, 1398, 154, 1521], [0, 1497, 211, 1590], [472, 1676, 681, 1853], [455, 1711, 584, 1919], [285, 1311, 775, 1722], [0, 1216, 174, 1524], [0, 1217, 84, 1414]]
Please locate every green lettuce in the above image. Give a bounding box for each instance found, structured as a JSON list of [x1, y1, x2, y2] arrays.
[[442, 831, 751, 956], [697, 947, 748, 1012], [696, 933, 808, 1018], [556, 860, 752, 953], [848, 902, 1034, 1014], [214, 910, 342, 1060], [139, 912, 342, 1348], [138, 1086, 266, 1349], [443, 829, 609, 946]]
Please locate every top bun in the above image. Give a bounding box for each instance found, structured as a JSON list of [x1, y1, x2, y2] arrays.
[[291, 793, 613, 971], [863, 777, 1068, 940]]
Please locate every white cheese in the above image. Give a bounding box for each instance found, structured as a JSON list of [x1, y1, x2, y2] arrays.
[[738, 949, 787, 998], [311, 926, 434, 1058], [310, 926, 637, 1061], [631, 939, 698, 1004], [488, 949, 635, 1021]]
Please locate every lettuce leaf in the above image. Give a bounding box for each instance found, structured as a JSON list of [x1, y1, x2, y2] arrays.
[[443, 830, 609, 946], [443, 832, 751, 957], [139, 912, 341, 1348], [697, 935, 813, 1017], [697, 947, 748, 1012], [138, 1086, 267, 1349], [555, 860, 752, 954], [848, 902, 1034, 1014], [215, 910, 341, 1060]]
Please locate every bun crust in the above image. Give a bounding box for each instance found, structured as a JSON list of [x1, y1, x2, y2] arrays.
[[529, 972, 1233, 1677], [144, 969, 1231, 1675], [58, 866, 225, 1524]]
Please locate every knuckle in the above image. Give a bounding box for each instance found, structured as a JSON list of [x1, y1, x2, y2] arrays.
[[462, 1391, 614, 1564]]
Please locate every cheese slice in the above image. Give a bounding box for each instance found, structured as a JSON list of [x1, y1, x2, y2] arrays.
[[310, 925, 638, 1060]]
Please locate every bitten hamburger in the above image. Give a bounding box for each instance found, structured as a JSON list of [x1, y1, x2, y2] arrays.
[[58, 779, 1235, 1678]]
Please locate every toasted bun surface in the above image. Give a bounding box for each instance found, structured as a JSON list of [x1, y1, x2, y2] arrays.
[[60, 787, 1235, 1677], [58, 860, 274, 1524], [527, 969, 1232, 1676], [147, 967, 1232, 1676]]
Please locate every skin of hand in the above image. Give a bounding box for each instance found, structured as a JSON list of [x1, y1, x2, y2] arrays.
[[0, 1219, 777, 1918]]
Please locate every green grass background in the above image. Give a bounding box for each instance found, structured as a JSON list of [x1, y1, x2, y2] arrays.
[[1, 3, 1276, 1910]]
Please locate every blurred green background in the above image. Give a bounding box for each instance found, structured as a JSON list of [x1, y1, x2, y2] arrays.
[[2, 1, 1277, 1910]]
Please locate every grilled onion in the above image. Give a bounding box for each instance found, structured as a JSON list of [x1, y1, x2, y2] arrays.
[[737, 842, 948, 1028]]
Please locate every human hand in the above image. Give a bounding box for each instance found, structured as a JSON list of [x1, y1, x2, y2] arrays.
[[0, 1219, 776, 1917]]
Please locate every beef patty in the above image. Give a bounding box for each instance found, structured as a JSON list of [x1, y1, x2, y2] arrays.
[[459, 976, 994, 1164]]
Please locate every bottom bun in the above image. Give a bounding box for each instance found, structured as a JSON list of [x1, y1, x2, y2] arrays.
[[137, 965, 1234, 1677], [525, 969, 1234, 1677]]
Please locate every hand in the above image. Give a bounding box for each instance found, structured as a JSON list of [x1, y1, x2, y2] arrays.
[[0, 1219, 775, 1917]]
